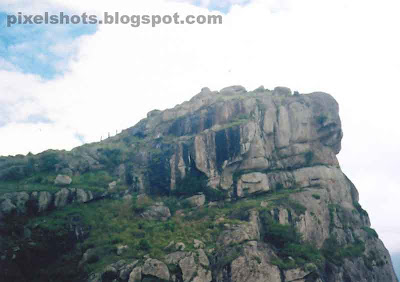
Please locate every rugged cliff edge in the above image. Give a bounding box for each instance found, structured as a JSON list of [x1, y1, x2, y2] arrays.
[[0, 86, 397, 282]]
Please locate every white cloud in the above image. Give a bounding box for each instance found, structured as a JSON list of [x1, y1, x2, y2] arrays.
[[1, 0, 400, 253], [0, 58, 19, 72]]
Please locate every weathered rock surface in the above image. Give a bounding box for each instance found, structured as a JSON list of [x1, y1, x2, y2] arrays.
[[0, 86, 398, 282], [142, 258, 170, 281], [128, 267, 142, 282], [0, 188, 105, 219], [164, 250, 212, 282], [140, 202, 171, 221], [108, 181, 117, 191], [218, 210, 260, 246], [215, 241, 282, 282], [194, 239, 205, 249], [54, 174, 72, 186], [236, 172, 269, 197], [284, 267, 312, 281], [186, 194, 206, 207], [116, 245, 129, 256]]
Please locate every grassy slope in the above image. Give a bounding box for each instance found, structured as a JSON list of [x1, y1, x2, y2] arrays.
[[28, 189, 300, 275]]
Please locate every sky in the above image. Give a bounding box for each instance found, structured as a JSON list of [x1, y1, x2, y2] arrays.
[[0, 0, 399, 255]]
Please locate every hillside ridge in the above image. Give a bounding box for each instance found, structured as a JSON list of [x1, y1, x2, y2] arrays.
[[0, 85, 397, 282]]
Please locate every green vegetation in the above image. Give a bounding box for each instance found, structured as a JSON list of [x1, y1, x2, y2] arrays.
[[212, 245, 242, 274], [29, 198, 225, 274], [275, 183, 284, 191], [97, 148, 122, 166], [273, 197, 307, 215], [363, 250, 386, 270], [172, 166, 228, 202], [7, 187, 301, 278], [0, 170, 120, 195], [38, 151, 61, 172], [354, 202, 369, 217], [0, 177, 57, 194], [0, 130, 175, 196], [0, 212, 86, 282], [260, 211, 368, 269], [312, 194, 321, 200], [217, 114, 250, 131], [72, 170, 114, 191], [260, 212, 323, 269], [328, 204, 341, 232], [305, 151, 314, 165], [361, 227, 379, 239], [321, 235, 365, 265]]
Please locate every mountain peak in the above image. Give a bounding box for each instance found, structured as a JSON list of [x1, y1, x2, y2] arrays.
[[0, 86, 397, 282]]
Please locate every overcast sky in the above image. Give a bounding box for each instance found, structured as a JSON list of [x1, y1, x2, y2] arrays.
[[0, 0, 399, 254]]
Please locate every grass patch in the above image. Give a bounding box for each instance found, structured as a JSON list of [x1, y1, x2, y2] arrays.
[[30, 198, 224, 274], [321, 235, 365, 265], [354, 202, 368, 217], [273, 197, 307, 215], [260, 212, 323, 269], [361, 227, 379, 239], [0, 169, 120, 196], [217, 117, 249, 131], [312, 194, 321, 200], [305, 151, 314, 165]]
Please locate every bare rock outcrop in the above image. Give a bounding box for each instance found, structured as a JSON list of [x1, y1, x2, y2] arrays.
[[54, 174, 72, 186], [140, 202, 171, 221], [0, 188, 104, 219], [1, 85, 397, 282]]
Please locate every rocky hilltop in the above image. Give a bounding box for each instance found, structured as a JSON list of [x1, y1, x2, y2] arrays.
[[0, 86, 397, 282]]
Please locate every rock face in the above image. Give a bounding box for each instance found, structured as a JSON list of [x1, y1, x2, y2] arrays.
[[142, 258, 170, 281], [236, 172, 270, 197], [0, 85, 398, 282], [165, 250, 212, 282], [140, 202, 171, 221], [0, 188, 105, 218], [54, 174, 72, 186], [114, 86, 343, 198], [215, 241, 282, 282], [186, 194, 206, 207], [112, 85, 395, 281]]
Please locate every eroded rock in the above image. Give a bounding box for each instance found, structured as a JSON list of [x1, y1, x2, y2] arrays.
[[186, 194, 206, 207], [54, 174, 72, 186], [141, 202, 171, 221], [142, 258, 170, 281]]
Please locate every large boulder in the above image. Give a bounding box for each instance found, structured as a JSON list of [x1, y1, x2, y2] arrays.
[[236, 172, 270, 198], [76, 189, 93, 203], [218, 210, 260, 246], [35, 191, 53, 212], [284, 267, 313, 282], [119, 261, 138, 281], [142, 258, 170, 281], [230, 242, 281, 282], [194, 239, 205, 249], [102, 265, 118, 281], [128, 267, 142, 282], [108, 181, 117, 191], [0, 192, 29, 216], [0, 197, 16, 217], [54, 174, 72, 186], [78, 248, 98, 269], [164, 250, 211, 282], [141, 202, 171, 221], [54, 188, 71, 208], [186, 194, 206, 207]]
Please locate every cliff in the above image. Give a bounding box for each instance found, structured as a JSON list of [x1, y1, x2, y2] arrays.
[[0, 86, 397, 282]]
